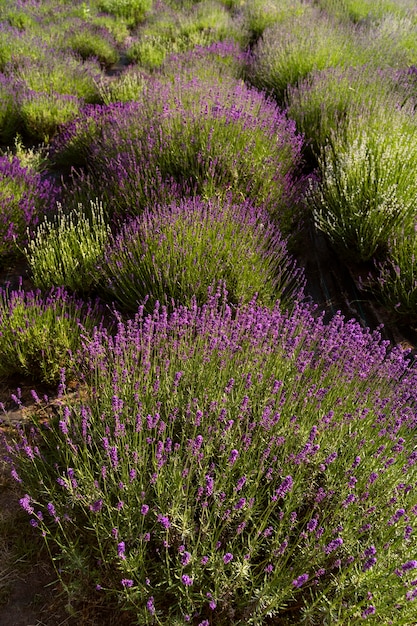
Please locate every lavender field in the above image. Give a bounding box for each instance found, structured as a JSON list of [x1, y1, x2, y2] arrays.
[[1, 0, 417, 624]]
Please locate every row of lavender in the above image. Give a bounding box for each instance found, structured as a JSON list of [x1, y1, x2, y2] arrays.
[[2, 0, 417, 624]]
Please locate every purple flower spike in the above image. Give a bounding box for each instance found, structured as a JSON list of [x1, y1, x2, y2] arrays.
[[228, 449, 239, 465], [223, 553, 233, 564], [157, 514, 171, 529], [292, 573, 309, 588], [181, 574, 193, 586]]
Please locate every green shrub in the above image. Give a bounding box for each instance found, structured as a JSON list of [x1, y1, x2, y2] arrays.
[[242, 0, 308, 43], [64, 30, 119, 67], [14, 54, 103, 103], [98, 67, 148, 103], [368, 225, 417, 322], [286, 65, 414, 163], [315, 0, 413, 24], [246, 8, 362, 102]]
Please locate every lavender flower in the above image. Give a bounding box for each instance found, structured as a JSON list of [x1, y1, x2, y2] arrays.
[[292, 573, 309, 588], [324, 538, 343, 555], [157, 514, 171, 529]]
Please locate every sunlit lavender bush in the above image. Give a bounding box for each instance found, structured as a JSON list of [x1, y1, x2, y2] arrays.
[[60, 24, 119, 67], [242, 0, 307, 44], [315, 0, 411, 23], [0, 284, 104, 384], [0, 155, 57, 260], [286, 65, 414, 164], [25, 200, 111, 293], [99, 195, 304, 312], [161, 40, 246, 82], [9, 289, 417, 623], [97, 0, 153, 26], [13, 52, 103, 104], [50, 74, 304, 229], [309, 104, 417, 262], [246, 8, 362, 103]]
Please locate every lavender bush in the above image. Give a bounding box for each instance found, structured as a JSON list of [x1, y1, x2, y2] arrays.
[[242, 0, 308, 44], [316, 0, 414, 24], [0, 155, 56, 260], [285, 65, 414, 165], [246, 8, 362, 103], [0, 284, 104, 384], [97, 0, 153, 26], [19, 91, 82, 143], [161, 40, 246, 83], [13, 53, 103, 104], [309, 104, 417, 262], [50, 75, 304, 229], [127, 0, 242, 70], [98, 195, 305, 312], [8, 290, 417, 623], [0, 72, 20, 144], [60, 26, 119, 67], [25, 200, 111, 293]]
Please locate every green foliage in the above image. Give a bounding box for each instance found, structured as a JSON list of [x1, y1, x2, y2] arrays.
[[3, 10, 36, 30], [368, 225, 417, 322], [127, 1, 243, 69], [314, 0, 414, 24], [367, 14, 417, 67], [0, 82, 20, 145], [14, 55, 103, 104], [285, 65, 413, 164], [242, 0, 308, 43], [127, 36, 168, 69], [98, 67, 148, 103], [25, 201, 111, 293], [10, 296, 417, 623]]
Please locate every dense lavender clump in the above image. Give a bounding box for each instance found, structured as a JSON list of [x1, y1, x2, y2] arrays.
[[99, 195, 305, 312], [9, 290, 417, 623], [49, 74, 304, 229], [0, 283, 104, 383], [0, 155, 57, 259]]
